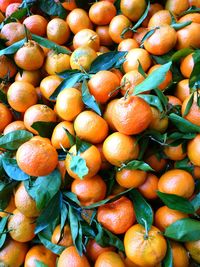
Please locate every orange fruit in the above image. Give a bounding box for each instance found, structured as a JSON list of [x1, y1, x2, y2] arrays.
[[5, 3, 21, 17], [145, 154, 167, 172], [120, 70, 145, 96], [182, 92, 200, 126], [55, 87, 84, 121], [16, 139, 58, 177], [170, 241, 189, 267], [23, 104, 57, 134], [47, 18, 70, 45], [71, 174, 107, 206], [176, 23, 200, 50], [3, 120, 26, 135], [148, 107, 169, 133], [180, 53, 194, 78], [148, 10, 172, 28], [142, 3, 163, 27], [96, 143, 111, 170], [65, 144, 101, 179], [158, 169, 195, 198], [89, 1, 116, 25], [7, 81, 38, 112], [24, 245, 57, 267], [174, 79, 190, 102], [103, 132, 139, 167], [123, 48, 151, 73], [0, 0, 21, 12], [0, 103, 12, 133], [165, 0, 189, 15], [133, 27, 148, 46], [51, 121, 75, 150], [14, 41, 45, 71], [8, 209, 35, 242], [95, 251, 125, 267], [14, 182, 40, 217], [0, 55, 17, 79], [0, 195, 16, 217], [40, 74, 62, 100], [73, 29, 100, 51], [95, 25, 114, 46], [51, 224, 73, 247], [112, 95, 153, 135], [189, 0, 200, 7], [148, 64, 172, 90], [97, 196, 135, 234], [15, 70, 41, 87], [164, 143, 187, 161], [118, 38, 139, 51], [99, 45, 111, 53], [74, 110, 109, 144], [23, 14, 48, 36], [103, 98, 118, 131], [116, 169, 147, 188], [44, 52, 71, 75], [87, 240, 115, 263], [138, 173, 159, 200], [185, 240, 200, 264], [187, 134, 200, 167], [0, 238, 28, 267], [57, 246, 90, 267], [120, 0, 146, 22], [1, 22, 25, 46], [167, 95, 182, 106], [88, 70, 120, 103], [179, 12, 200, 24], [31, 136, 51, 144]]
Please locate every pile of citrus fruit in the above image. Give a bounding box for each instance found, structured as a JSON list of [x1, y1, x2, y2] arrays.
[[0, 0, 200, 266]]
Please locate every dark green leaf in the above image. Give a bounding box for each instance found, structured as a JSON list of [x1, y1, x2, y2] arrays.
[[0, 130, 33, 150], [89, 51, 126, 73], [189, 50, 200, 89], [138, 94, 163, 112], [183, 92, 194, 116], [162, 239, 173, 267], [152, 51, 175, 64], [174, 158, 194, 173], [0, 217, 8, 249], [171, 48, 194, 62], [157, 191, 195, 214], [0, 39, 25, 56], [81, 79, 102, 115], [168, 132, 196, 141], [0, 181, 18, 210], [35, 260, 48, 267], [169, 113, 200, 133], [191, 192, 200, 212], [63, 191, 81, 206], [0, 90, 8, 105], [38, 0, 67, 19], [2, 157, 29, 181], [31, 121, 58, 138], [35, 191, 62, 234], [118, 160, 153, 172], [154, 87, 168, 108], [75, 0, 93, 10], [76, 137, 91, 154], [140, 28, 156, 46], [57, 69, 80, 79], [63, 128, 75, 147], [179, 6, 200, 16], [129, 189, 153, 231], [133, 62, 172, 95], [69, 155, 88, 179], [131, 1, 150, 31], [171, 20, 192, 30], [60, 202, 68, 236]]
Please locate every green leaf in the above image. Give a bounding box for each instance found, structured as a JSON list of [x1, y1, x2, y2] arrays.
[[2, 157, 29, 181], [164, 218, 200, 241], [183, 92, 194, 116], [129, 189, 153, 231], [171, 20, 192, 30], [75, 137, 91, 154], [0, 90, 8, 105], [69, 155, 88, 179], [118, 160, 153, 172], [154, 87, 168, 108], [63, 191, 81, 206], [162, 240, 173, 267], [140, 28, 156, 46], [89, 51, 126, 73], [132, 1, 150, 31], [157, 191, 195, 214], [152, 51, 175, 65], [35, 191, 62, 234], [38, 0, 67, 19], [24, 169, 61, 210], [0, 39, 25, 56], [35, 260, 48, 267], [0, 130, 33, 150], [169, 113, 200, 133], [0, 217, 8, 249], [81, 79, 102, 115], [189, 50, 200, 89], [137, 61, 147, 78], [58, 69, 80, 79], [0, 181, 18, 210], [138, 94, 163, 112], [63, 128, 75, 147], [60, 202, 68, 237], [191, 192, 200, 212], [31, 121, 58, 138], [179, 6, 200, 16], [174, 157, 194, 173], [171, 48, 194, 62], [133, 62, 172, 95]]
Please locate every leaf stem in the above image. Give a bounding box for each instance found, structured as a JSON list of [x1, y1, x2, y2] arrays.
[[141, 218, 149, 240]]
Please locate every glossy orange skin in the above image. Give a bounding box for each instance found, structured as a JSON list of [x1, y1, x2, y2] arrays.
[[182, 92, 200, 126], [176, 23, 200, 50], [145, 154, 167, 173], [120, 0, 146, 22], [95, 251, 125, 267], [73, 29, 100, 51], [51, 224, 73, 247], [47, 18, 70, 45], [89, 1, 116, 25], [86, 240, 115, 262], [120, 70, 145, 96], [165, 0, 189, 15], [15, 70, 41, 87], [96, 25, 114, 46], [148, 10, 172, 28], [148, 107, 169, 133], [164, 143, 187, 161], [23, 14, 48, 36], [40, 74, 62, 100], [1, 22, 25, 46], [185, 240, 200, 264], [0, 55, 17, 79], [179, 12, 200, 24], [138, 173, 159, 200], [170, 241, 189, 267], [180, 53, 194, 78], [174, 79, 190, 102], [118, 38, 139, 51], [44, 52, 71, 75], [103, 99, 118, 131], [148, 64, 172, 90], [0, 0, 21, 13], [0, 103, 12, 133], [116, 169, 147, 188], [188, 134, 200, 167]]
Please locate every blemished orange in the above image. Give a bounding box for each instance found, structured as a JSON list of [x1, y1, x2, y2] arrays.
[[95, 26, 114, 46], [8, 209, 36, 242], [0, 195, 16, 217], [40, 74, 62, 100], [74, 111, 109, 144], [0, 103, 12, 133], [0, 238, 28, 267], [67, 8, 93, 34], [148, 64, 172, 90], [180, 53, 194, 78], [120, 0, 146, 22], [176, 23, 200, 50], [124, 224, 167, 267], [23, 104, 57, 134], [7, 81, 38, 112], [97, 196, 135, 234], [1, 22, 25, 46], [187, 134, 200, 167], [24, 245, 57, 267], [182, 92, 200, 126], [145, 154, 167, 172], [116, 169, 147, 188], [158, 169, 195, 198], [57, 246, 90, 267], [51, 224, 73, 247], [144, 25, 177, 56], [51, 121, 75, 150], [47, 18, 70, 45], [65, 144, 101, 179], [89, 1, 116, 25], [148, 10, 172, 28], [103, 132, 139, 167], [120, 70, 145, 96], [14, 182, 40, 218], [55, 87, 84, 121], [155, 206, 188, 232], [148, 107, 169, 133], [164, 143, 187, 161], [45, 52, 71, 75], [73, 29, 100, 52], [71, 174, 107, 206], [170, 241, 189, 267], [95, 251, 125, 267], [0, 55, 17, 79], [165, 0, 189, 15], [112, 95, 153, 135], [185, 240, 200, 264], [109, 15, 133, 44], [86, 239, 115, 262], [16, 139, 58, 177], [179, 12, 200, 24], [118, 38, 139, 51], [123, 48, 151, 73], [14, 41, 45, 71], [15, 70, 41, 87], [138, 173, 159, 200], [23, 14, 48, 36], [103, 99, 118, 131], [174, 79, 190, 102]]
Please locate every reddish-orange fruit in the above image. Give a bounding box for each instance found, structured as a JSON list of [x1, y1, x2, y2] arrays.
[[116, 169, 147, 188], [118, 38, 139, 51], [96, 143, 111, 170], [24, 245, 57, 267], [189, 0, 200, 7], [138, 173, 159, 200], [164, 143, 187, 161], [148, 10, 172, 28], [112, 96, 152, 135], [95, 251, 125, 267], [176, 23, 200, 50], [124, 224, 167, 267], [0, 55, 17, 79], [95, 26, 114, 46], [155, 206, 188, 232], [1, 22, 25, 46], [180, 53, 194, 78], [15, 70, 41, 87], [103, 99, 118, 131], [47, 18, 70, 45], [57, 246, 90, 267], [142, 3, 163, 27], [5, 2, 20, 16], [179, 12, 200, 24], [16, 139, 58, 177], [73, 29, 100, 51], [120, 0, 146, 22], [133, 27, 148, 45], [174, 79, 190, 102], [51, 224, 73, 247], [0, 0, 21, 12], [103, 132, 139, 167], [14, 41, 45, 71], [0, 195, 16, 217], [158, 169, 195, 198], [167, 95, 182, 106], [120, 70, 145, 96], [97, 196, 135, 234], [89, 1, 116, 25], [165, 0, 189, 15], [0, 103, 12, 133], [185, 240, 200, 264], [23, 14, 48, 36], [170, 241, 189, 267], [148, 107, 169, 133], [182, 92, 200, 126], [71, 174, 107, 206], [188, 134, 200, 167], [39, 74, 62, 100], [3, 120, 26, 134], [62, 0, 77, 10], [145, 154, 167, 172], [44, 52, 71, 75], [148, 64, 172, 90]]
